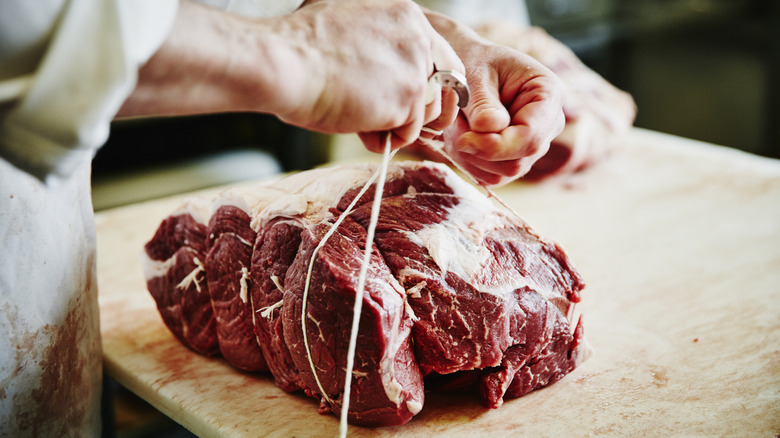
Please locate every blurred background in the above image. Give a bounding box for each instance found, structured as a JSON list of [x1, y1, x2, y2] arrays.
[[92, 0, 779, 211], [527, 0, 778, 158], [97, 1, 779, 436]]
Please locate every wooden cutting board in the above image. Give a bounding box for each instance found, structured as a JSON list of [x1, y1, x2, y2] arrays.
[[96, 128, 780, 437]]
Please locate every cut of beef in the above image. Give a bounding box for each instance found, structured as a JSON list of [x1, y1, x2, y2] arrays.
[[281, 217, 423, 426], [204, 193, 267, 372], [249, 217, 305, 392], [142, 161, 591, 427], [142, 199, 219, 356]]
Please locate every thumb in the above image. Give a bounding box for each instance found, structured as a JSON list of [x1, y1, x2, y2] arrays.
[[463, 68, 511, 133]]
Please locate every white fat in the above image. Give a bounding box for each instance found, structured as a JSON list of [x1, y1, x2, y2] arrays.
[[258, 299, 283, 319], [406, 400, 423, 415], [210, 187, 252, 215], [399, 174, 499, 288], [383, 379, 404, 405], [396, 266, 426, 282], [140, 251, 175, 281], [169, 197, 212, 224], [239, 266, 250, 303], [409, 195, 496, 284], [249, 163, 386, 229], [408, 196, 555, 300], [352, 369, 369, 379], [405, 280, 426, 299], [214, 231, 254, 247], [251, 193, 309, 228], [414, 221, 490, 282], [575, 335, 595, 366], [270, 275, 284, 293], [307, 313, 327, 344], [403, 297, 419, 322], [434, 161, 489, 201], [377, 282, 415, 408], [176, 257, 205, 293]]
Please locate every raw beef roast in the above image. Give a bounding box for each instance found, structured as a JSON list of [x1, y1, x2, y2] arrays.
[[142, 161, 591, 426], [143, 198, 219, 356]]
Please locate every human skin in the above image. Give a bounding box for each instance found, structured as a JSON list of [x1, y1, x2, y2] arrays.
[[475, 23, 636, 181], [117, 0, 464, 151], [423, 9, 566, 186]]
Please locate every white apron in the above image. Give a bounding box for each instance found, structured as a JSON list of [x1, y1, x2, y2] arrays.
[[0, 160, 101, 436], [0, 0, 176, 435], [0, 0, 302, 435]]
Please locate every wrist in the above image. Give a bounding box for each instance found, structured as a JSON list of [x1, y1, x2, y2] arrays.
[[243, 13, 326, 123]]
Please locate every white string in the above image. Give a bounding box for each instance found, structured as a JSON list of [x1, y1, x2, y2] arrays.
[[416, 135, 525, 219], [339, 132, 393, 437], [300, 174, 377, 406], [299, 130, 523, 436], [420, 126, 443, 136], [299, 137, 398, 412]]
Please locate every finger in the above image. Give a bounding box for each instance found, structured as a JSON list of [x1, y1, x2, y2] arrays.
[[450, 152, 515, 187], [358, 124, 421, 152], [429, 27, 465, 76], [358, 131, 385, 153], [461, 65, 511, 133], [454, 123, 552, 161], [454, 151, 542, 179], [424, 87, 459, 133], [455, 80, 563, 163], [424, 27, 463, 131], [422, 82, 443, 126], [358, 105, 426, 152], [504, 65, 566, 140]]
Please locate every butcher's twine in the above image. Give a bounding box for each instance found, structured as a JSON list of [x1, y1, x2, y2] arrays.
[[416, 128, 525, 219], [301, 128, 521, 438], [339, 132, 394, 437], [299, 133, 398, 436]]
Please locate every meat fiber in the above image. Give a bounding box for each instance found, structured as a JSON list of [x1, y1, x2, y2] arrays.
[[204, 193, 267, 372], [142, 198, 219, 356], [142, 161, 591, 426]]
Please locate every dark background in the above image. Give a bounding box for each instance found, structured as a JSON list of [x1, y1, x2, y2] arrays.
[[527, 0, 779, 158]]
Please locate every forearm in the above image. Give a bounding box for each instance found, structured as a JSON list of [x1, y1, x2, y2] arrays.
[[116, 1, 315, 118], [118, 0, 461, 151]]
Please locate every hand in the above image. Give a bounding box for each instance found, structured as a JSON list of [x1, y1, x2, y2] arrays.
[[475, 23, 636, 180], [273, 0, 464, 152], [119, 0, 463, 152], [424, 11, 565, 187]]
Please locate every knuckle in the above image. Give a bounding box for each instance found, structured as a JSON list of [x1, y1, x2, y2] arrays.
[[503, 159, 525, 176]]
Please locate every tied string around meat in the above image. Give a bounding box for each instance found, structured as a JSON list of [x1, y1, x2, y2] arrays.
[[298, 133, 397, 438], [415, 131, 570, 308], [302, 128, 525, 437], [417, 127, 525, 219]]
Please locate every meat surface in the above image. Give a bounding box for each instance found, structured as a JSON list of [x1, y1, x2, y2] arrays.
[[142, 199, 219, 356], [142, 161, 591, 426], [204, 194, 267, 372]]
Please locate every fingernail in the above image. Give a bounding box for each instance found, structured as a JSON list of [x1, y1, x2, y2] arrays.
[[457, 143, 477, 154]]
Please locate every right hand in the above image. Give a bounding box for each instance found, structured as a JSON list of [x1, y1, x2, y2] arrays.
[[269, 0, 464, 151]]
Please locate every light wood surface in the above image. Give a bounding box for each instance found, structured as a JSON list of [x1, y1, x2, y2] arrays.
[[96, 128, 780, 437]]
